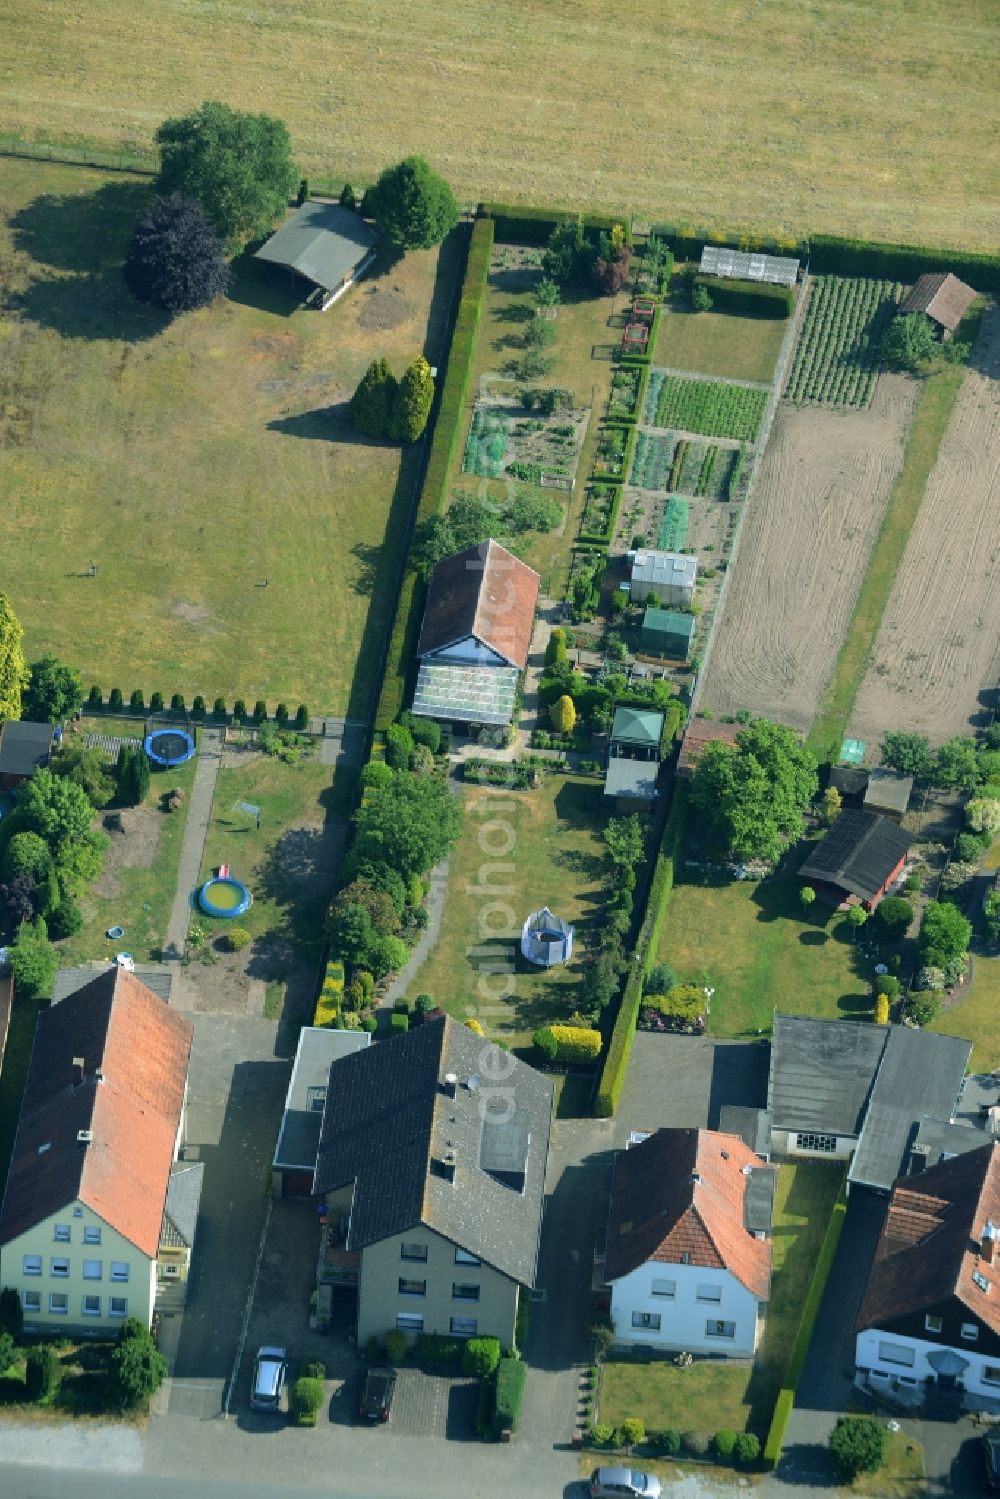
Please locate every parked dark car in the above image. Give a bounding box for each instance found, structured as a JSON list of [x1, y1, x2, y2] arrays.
[[984, 1431, 1000, 1490], [360, 1365, 397, 1422]]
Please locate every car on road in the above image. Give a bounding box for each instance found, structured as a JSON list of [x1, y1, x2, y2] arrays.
[[360, 1364, 397, 1422], [590, 1468, 662, 1499], [984, 1431, 1000, 1490], [250, 1345, 288, 1412]]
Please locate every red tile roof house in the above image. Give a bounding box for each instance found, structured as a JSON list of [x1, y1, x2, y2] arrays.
[[0, 967, 194, 1336], [855, 1143, 1000, 1412], [411, 539, 540, 731], [600, 1128, 775, 1358]]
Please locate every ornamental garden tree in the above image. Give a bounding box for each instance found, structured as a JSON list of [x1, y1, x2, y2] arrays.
[[155, 101, 298, 244], [390, 357, 435, 442], [690, 718, 818, 864], [366, 156, 458, 250], [23, 656, 83, 724], [881, 312, 937, 372], [879, 730, 934, 779], [124, 193, 232, 313], [828, 1416, 887, 1481], [0, 591, 29, 722], [349, 358, 398, 438]]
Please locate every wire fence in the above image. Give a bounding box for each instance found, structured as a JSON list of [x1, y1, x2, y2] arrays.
[[0, 135, 159, 175]]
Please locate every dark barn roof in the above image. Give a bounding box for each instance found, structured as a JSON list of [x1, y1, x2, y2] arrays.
[[768, 1014, 887, 1137], [798, 811, 910, 903], [850, 1028, 972, 1192], [254, 202, 378, 293], [416, 540, 540, 670], [313, 1017, 553, 1286], [0, 720, 53, 778]]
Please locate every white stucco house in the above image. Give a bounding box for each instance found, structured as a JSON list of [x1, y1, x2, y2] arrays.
[[855, 1142, 1000, 1410], [0, 966, 193, 1336], [600, 1128, 774, 1358]]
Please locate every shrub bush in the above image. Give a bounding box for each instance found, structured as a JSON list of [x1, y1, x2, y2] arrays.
[[462, 1337, 501, 1379], [385, 722, 414, 771], [213, 696, 226, 717], [590, 1422, 615, 1448], [109, 688, 123, 709], [150, 691, 164, 711], [682, 1431, 711, 1456], [299, 1358, 326, 1380], [223, 926, 251, 952], [532, 1024, 602, 1064], [495, 1356, 526, 1432], [291, 1375, 324, 1426], [657, 1428, 681, 1456], [713, 1429, 737, 1460], [390, 1013, 409, 1035], [904, 990, 940, 1025], [955, 831, 989, 862], [384, 1329, 407, 1363], [130, 689, 144, 710], [692, 273, 792, 317], [734, 1431, 761, 1465], [414, 1333, 463, 1368], [233, 698, 247, 723], [620, 1417, 645, 1448], [874, 895, 913, 940], [365, 1335, 382, 1363], [25, 1344, 58, 1401], [171, 693, 185, 712], [829, 1416, 887, 1480]]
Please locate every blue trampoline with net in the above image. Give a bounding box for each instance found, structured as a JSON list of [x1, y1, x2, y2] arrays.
[[144, 728, 197, 767]]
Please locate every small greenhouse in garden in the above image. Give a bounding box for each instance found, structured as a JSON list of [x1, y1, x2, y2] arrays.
[[520, 908, 574, 968]]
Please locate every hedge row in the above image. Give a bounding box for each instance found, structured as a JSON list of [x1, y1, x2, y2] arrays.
[[313, 960, 345, 1027], [495, 1356, 526, 1433], [85, 689, 308, 727], [762, 1174, 848, 1469], [619, 306, 661, 368], [374, 218, 495, 731], [693, 274, 792, 318], [579, 484, 623, 547], [477, 202, 630, 247], [593, 781, 690, 1116]]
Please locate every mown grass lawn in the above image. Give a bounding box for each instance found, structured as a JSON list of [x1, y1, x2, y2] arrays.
[[411, 773, 614, 1047], [56, 719, 199, 968], [654, 307, 786, 385], [934, 952, 1000, 1071], [656, 843, 868, 1037], [598, 1160, 843, 1436], [196, 752, 354, 966], [851, 1428, 925, 1496], [0, 157, 459, 714]]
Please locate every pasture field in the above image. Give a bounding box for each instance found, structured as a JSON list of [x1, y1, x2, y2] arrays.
[[849, 310, 1000, 746], [0, 158, 460, 713], [0, 2, 998, 250], [701, 377, 918, 734]]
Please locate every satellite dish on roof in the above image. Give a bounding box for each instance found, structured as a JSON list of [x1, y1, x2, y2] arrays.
[[466, 1074, 481, 1092]]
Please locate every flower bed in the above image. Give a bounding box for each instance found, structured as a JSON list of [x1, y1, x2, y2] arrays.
[[638, 1003, 706, 1035]]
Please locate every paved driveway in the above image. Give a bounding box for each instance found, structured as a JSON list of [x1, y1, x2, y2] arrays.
[[159, 1015, 291, 1418]]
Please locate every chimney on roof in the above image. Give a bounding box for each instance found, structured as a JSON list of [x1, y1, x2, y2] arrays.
[[984, 1221, 999, 1265], [72, 1056, 85, 1087], [442, 1072, 458, 1099], [436, 1150, 458, 1185], [76, 1130, 93, 1147], [95, 1069, 105, 1085], [689, 1172, 701, 1186]]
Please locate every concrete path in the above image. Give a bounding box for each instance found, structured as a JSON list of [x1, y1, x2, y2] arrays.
[[162, 727, 224, 962]]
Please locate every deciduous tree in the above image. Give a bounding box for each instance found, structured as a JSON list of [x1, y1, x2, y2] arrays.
[[366, 156, 458, 250], [353, 773, 461, 880], [550, 695, 576, 734], [0, 592, 29, 723], [919, 900, 971, 978], [22, 656, 83, 724], [108, 1325, 167, 1410], [51, 742, 115, 809], [829, 1417, 887, 1481], [881, 312, 936, 372], [690, 719, 817, 864], [155, 101, 297, 244], [16, 769, 94, 848], [874, 895, 913, 940], [933, 735, 982, 791], [9, 917, 57, 999], [879, 731, 933, 779], [124, 192, 231, 312]]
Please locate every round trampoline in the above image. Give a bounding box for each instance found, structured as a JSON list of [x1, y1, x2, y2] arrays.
[[199, 876, 252, 919], [144, 728, 197, 768]]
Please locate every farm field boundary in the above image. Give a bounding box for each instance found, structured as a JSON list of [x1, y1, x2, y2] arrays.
[[807, 311, 984, 761]]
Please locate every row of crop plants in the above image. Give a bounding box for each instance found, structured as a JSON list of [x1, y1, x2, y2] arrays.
[[631, 431, 737, 502], [644, 372, 767, 442], [785, 276, 905, 407]]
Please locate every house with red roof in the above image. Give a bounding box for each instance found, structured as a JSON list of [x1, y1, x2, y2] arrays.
[[0, 967, 194, 1335], [601, 1128, 775, 1357]]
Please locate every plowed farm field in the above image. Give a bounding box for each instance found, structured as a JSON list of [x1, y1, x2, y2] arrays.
[[701, 377, 919, 735], [849, 311, 1000, 746]]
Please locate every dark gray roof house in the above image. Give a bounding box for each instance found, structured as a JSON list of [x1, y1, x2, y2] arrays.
[[254, 202, 379, 310], [907, 1115, 993, 1176], [272, 1027, 371, 1195], [798, 810, 910, 909], [0, 720, 54, 786], [161, 1162, 204, 1250], [849, 1028, 971, 1193], [769, 1014, 887, 1140], [52, 962, 173, 1006], [314, 1016, 553, 1287]]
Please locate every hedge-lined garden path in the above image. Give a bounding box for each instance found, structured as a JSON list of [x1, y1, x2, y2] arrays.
[[163, 727, 224, 962]]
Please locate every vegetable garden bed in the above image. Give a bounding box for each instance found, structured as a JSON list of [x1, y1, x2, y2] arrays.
[[608, 365, 643, 421], [785, 276, 904, 407], [631, 431, 736, 500], [645, 372, 767, 441], [657, 496, 689, 551], [463, 395, 589, 487]]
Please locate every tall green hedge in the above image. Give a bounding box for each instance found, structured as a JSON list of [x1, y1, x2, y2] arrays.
[[477, 202, 630, 247], [807, 234, 1000, 292], [593, 782, 689, 1116], [762, 1175, 848, 1469], [694, 274, 792, 318], [495, 1356, 526, 1433], [374, 217, 494, 731]]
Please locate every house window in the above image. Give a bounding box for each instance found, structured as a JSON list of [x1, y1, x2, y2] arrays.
[[651, 1279, 676, 1298], [877, 1341, 916, 1367], [50, 1258, 70, 1278], [398, 1278, 426, 1297], [795, 1133, 837, 1153], [455, 1249, 481, 1265], [680, 1252, 691, 1264], [83, 1226, 101, 1245], [450, 1316, 478, 1337], [696, 1284, 722, 1303], [82, 1295, 101, 1317], [110, 1262, 129, 1282], [961, 1323, 979, 1342], [453, 1284, 480, 1301], [53, 1223, 71, 1242], [395, 1313, 423, 1332], [109, 1298, 128, 1317], [631, 1312, 661, 1331], [984, 1367, 1000, 1386], [22, 1256, 41, 1277], [22, 1291, 40, 1314], [49, 1294, 68, 1315], [83, 1260, 102, 1280], [73, 1207, 83, 1218], [706, 1320, 736, 1339], [400, 1242, 428, 1262], [924, 1314, 943, 1334]]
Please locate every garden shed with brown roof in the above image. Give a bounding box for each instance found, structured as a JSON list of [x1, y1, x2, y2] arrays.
[[899, 273, 976, 335]]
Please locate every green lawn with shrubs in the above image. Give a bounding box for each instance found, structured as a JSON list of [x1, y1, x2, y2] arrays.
[[597, 1161, 841, 1443]]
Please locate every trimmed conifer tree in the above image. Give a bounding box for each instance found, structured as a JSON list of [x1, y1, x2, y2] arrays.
[[349, 358, 399, 438], [390, 356, 434, 441]]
